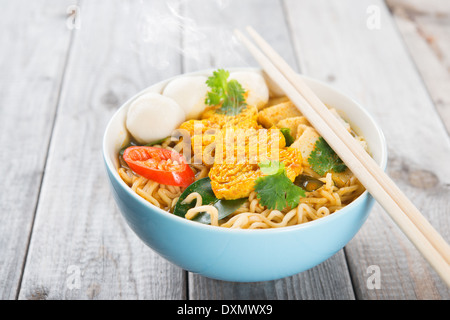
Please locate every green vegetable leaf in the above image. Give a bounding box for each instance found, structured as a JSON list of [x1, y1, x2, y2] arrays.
[[173, 177, 246, 225], [205, 69, 246, 116], [308, 137, 347, 176], [254, 160, 305, 211], [119, 141, 139, 156], [146, 137, 169, 146], [279, 128, 295, 147]]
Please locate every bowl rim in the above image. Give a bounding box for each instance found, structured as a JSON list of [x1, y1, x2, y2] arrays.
[[103, 67, 388, 235]]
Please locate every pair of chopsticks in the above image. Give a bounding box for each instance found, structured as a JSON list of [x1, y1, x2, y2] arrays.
[[234, 27, 450, 286]]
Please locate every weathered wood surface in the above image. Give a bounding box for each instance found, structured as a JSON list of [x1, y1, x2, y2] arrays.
[[0, 0, 74, 299], [0, 0, 448, 300], [17, 0, 185, 300], [387, 0, 450, 135]]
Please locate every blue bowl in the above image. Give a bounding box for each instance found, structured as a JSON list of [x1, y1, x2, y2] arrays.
[[103, 68, 387, 282]]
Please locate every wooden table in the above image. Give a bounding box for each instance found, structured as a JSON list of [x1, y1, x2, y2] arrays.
[[1, 0, 449, 300]]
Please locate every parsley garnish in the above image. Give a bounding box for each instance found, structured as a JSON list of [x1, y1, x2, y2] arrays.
[[254, 160, 305, 211], [205, 69, 246, 116], [308, 137, 347, 176]]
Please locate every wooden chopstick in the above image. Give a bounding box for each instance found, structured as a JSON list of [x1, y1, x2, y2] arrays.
[[244, 25, 450, 265], [234, 27, 450, 286]]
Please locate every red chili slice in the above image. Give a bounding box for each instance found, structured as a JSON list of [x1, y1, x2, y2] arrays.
[[123, 146, 195, 187]]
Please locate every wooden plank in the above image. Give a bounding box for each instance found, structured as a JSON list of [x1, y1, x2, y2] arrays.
[[188, 252, 354, 300], [0, 0, 73, 300], [17, 0, 186, 300], [284, 0, 450, 299], [181, 0, 356, 299], [181, 0, 299, 72], [386, 0, 450, 134]]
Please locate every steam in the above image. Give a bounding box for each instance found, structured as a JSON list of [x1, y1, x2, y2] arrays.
[[135, 0, 249, 71]]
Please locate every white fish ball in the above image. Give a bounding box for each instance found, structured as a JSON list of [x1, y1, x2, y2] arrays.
[[163, 76, 209, 120], [126, 92, 185, 144], [229, 71, 269, 110]]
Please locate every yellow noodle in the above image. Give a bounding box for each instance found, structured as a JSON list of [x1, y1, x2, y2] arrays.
[[230, 214, 249, 229], [118, 168, 133, 185], [157, 188, 174, 208], [136, 187, 161, 208], [249, 222, 270, 229], [181, 192, 203, 207], [171, 197, 180, 210], [185, 205, 219, 226], [192, 164, 208, 180]]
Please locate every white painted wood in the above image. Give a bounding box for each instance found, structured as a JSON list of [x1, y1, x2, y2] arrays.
[[181, 0, 299, 72], [284, 0, 450, 299], [17, 0, 185, 300], [188, 251, 355, 300], [387, 0, 450, 134], [0, 0, 73, 300]]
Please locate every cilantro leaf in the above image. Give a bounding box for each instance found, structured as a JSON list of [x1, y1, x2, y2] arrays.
[[205, 69, 246, 116], [279, 128, 295, 147], [308, 137, 347, 176], [254, 160, 305, 211]]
